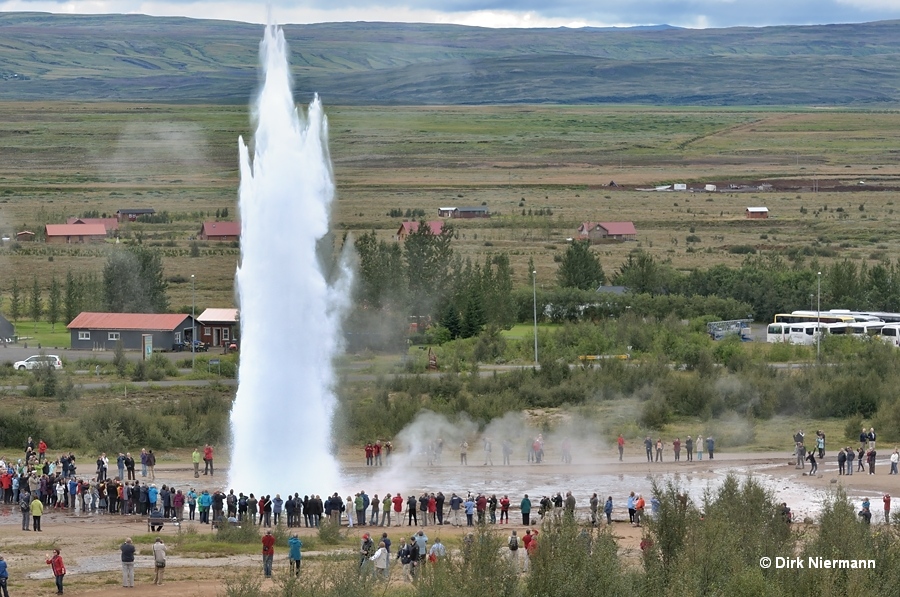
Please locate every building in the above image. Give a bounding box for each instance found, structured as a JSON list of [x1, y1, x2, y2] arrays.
[[44, 224, 107, 244], [199, 221, 241, 241], [0, 313, 14, 342], [197, 308, 238, 348], [451, 206, 490, 219], [15, 230, 35, 242], [116, 208, 156, 222], [67, 312, 197, 351], [438, 207, 456, 217], [67, 217, 119, 234], [577, 221, 637, 243], [746, 207, 769, 219], [396, 220, 444, 241]]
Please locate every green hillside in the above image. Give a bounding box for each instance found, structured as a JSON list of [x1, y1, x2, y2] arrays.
[[2, 13, 900, 104]]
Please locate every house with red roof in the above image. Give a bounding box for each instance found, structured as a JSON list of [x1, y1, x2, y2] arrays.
[[67, 312, 197, 351], [45, 224, 107, 244], [396, 220, 444, 241], [199, 221, 241, 241], [577, 221, 637, 243], [66, 217, 120, 234]]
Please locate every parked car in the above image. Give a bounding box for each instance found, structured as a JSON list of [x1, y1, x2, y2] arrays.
[[171, 340, 208, 352], [14, 355, 63, 370]]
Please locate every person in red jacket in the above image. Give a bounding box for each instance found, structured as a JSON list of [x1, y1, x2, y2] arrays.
[[392, 493, 404, 527], [46, 549, 65, 594], [364, 444, 374, 466], [38, 439, 48, 463], [261, 530, 275, 578], [203, 444, 214, 476], [500, 495, 510, 524]]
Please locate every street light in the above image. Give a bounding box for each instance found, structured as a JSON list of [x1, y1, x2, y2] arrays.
[[532, 270, 538, 365], [191, 274, 196, 370], [816, 271, 821, 361]]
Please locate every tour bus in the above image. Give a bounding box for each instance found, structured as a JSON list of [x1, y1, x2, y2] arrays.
[[778, 322, 848, 346], [880, 324, 900, 348], [773, 312, 856, 325], [768, 321, 843, 343], [797, 309, 891, 323], [846, 321, 885, 337]]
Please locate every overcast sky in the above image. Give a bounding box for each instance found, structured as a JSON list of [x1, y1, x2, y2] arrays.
[[1, 0, 899, 28]]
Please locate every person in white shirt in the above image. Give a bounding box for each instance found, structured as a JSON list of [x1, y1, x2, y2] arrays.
[[369, 541, 389, 580]]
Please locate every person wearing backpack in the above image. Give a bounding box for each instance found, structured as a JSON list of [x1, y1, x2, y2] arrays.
[[508, 530, 519, 565], [20, 490, 31, 531]]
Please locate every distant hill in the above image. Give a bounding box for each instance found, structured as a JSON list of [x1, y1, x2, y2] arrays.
[[2, 13, 900, 105]]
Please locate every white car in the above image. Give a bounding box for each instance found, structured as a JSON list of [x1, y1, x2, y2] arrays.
[[14, 355, 63, 371]]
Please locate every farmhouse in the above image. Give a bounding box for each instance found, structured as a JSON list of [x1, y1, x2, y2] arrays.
[[15, 230, 35, 242], [116, 208, 156, 222], [199, 221, 240, 241], [437, 206, 490, 219], [397, 221, 444, 241], [44, 224, 107, 244], [746, 207, 769, 219], [67, 217, 119, 234], [197, 308, 238, 348], [67, 312, 197, 351], [577, 221, 637, 243]]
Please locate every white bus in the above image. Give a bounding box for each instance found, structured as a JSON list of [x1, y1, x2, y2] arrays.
[[880, 324, 900, 347]]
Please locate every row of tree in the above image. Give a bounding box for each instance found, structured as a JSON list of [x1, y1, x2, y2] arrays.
[[3, 245, 168, 329]]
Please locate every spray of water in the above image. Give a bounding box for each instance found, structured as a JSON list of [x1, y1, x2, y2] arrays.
[[229, 24, 351, 493]]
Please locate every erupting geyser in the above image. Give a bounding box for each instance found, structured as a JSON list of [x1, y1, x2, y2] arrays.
[[229, 24, 351, 492]]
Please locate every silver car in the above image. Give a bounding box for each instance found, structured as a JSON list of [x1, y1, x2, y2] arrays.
[[14, 355, 63, 370]]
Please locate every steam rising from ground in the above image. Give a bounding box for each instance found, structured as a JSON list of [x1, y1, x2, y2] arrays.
[[229, 24, 352, 493]]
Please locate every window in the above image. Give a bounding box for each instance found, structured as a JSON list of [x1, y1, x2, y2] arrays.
[[174, 332, 181, 344], [78, 331, 90, 340], [222, 328, 229, 340], [203, 327, 211, 335], [108, 332, 120, 341]]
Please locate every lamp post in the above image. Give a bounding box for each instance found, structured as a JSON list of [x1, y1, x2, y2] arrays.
[[532, 270, 538, 365], [191, 274, 196, 370], [816, 271, 821, 361]]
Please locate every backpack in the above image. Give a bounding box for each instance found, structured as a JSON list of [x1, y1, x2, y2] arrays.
[[239, 496, 248, 508], [20, 499, 29, 512], [227, 494, 237, 506], [509, 536, 519, 551]]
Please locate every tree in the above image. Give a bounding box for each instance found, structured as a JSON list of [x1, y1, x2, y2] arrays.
[[47, 276, 61, 332], [9, 278, 21, 323], [63, 270, 81, 324], [29, 276, 42, 331], [557, 241, 605, 290], [405, 221, 454, 318], [103, 246, 169, 313], [354, 230, 406, 310]]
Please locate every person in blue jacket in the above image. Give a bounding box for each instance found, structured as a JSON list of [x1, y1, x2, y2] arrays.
[[0, 554, 9, 597], [604, 496, 613, 525], [148, 484, 159, 511], [198, 490, 213, 524], [288, 533, 302, 576]]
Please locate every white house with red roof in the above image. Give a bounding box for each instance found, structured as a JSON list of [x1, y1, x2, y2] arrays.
[[577, 221, 637, 243], [67, 312, 197, 351]]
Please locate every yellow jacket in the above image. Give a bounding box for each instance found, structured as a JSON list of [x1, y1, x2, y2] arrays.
[[31, 498, 44, 516]]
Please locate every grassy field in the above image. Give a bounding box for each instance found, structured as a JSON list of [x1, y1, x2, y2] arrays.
[[2, 103, 900, 310]]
